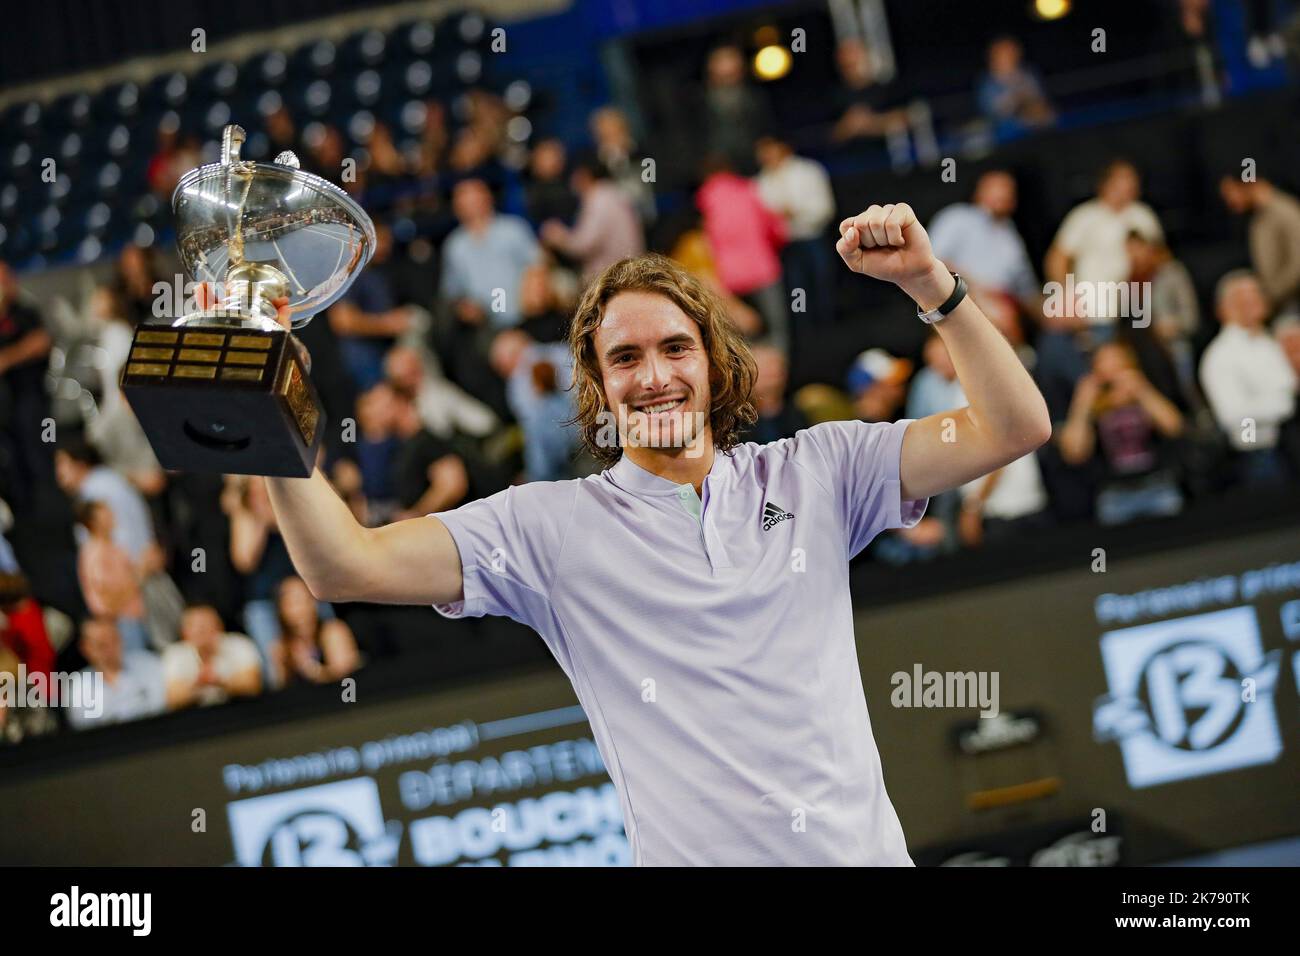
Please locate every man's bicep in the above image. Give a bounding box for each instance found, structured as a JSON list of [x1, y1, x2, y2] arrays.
[[900, 407, 1021, 500], [351, 514, 465, 606]]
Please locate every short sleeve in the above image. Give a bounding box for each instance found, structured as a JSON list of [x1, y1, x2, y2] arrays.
[[428, 481, 577, 630], [1053, 204, 1089, 256], [792, 419, 929, 559]]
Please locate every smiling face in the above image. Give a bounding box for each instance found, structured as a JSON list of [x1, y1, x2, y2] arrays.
[[594, 291, 713, 457]]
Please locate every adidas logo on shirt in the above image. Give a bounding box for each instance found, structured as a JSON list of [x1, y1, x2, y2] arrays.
[[762, 502, 794, 531]]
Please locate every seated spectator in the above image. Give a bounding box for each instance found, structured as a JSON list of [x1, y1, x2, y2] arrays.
[[700, 44, 772, 174], [0, 261, 55, 507], [351, 382, 409, 523], [489, 329, 580, 482], [111, 242, 164, 328], [755, 134, 837, 328], [163, 603, 262, 710], [74, 499, 151, 654], [590, 106, 656, 226], [847, 348, 912, 423], [1124, 230, 1201, 400], [1199, 270, 1298, 486], [441, 178, 541, 331], [0, 643, 57, 745], [223, 475, 337, 679], [383, 344, 499, 440], [55, 432, 154, 565], [391, 390, 472, 520], [541, 153, 645, 285], [65, 617, 165, 730], [1219, 175, 1300, 314], [0, 571, 55, 683], [1040, 159, 1164, 419], [1059, 341, 1186, 525], [743, 344, 808, 444], [906, 331, 967, 420], [928, 170, 1040, 322], [696, 154, 789, 355], [328, 223, 414, 391], [518, 260, 578, 344], [525, 138, 577, 227], [831, 38, 909, 147], [271, 576, 360, 689], [977, 36, 1055, 137]]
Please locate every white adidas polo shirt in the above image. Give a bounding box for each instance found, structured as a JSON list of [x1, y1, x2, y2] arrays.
[[431, 417, 928, 865]]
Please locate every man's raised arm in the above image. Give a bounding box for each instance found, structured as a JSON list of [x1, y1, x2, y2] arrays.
[[266, 468, 464, 606], [836, 203, 1052, 502]]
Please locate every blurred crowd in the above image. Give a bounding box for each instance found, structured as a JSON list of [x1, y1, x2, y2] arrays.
[[2, 24, 1299, 746]]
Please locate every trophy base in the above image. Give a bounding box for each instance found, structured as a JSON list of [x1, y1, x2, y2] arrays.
[[119, 324, 326, 478]]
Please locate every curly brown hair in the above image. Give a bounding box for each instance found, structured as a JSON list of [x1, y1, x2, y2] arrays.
[[566, 254, 758, 467]]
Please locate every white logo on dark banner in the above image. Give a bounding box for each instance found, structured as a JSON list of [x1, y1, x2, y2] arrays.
[[1093, 606, 1282, 787], [227, 777, 401, 866]]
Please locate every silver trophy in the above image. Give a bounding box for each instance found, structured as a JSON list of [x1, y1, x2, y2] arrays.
[[121, 123, 375, 477]]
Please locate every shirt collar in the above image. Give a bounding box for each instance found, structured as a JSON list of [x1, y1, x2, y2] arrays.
[[605, 448, 729, 496]]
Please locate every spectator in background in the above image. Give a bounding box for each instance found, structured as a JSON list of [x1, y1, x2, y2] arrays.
[[541, 154, 645, 284], [928, 170, 1040, 319], [1059, 341, 1186, 525], [55, 433, 155, 566], [74, 499, 151, 654], [263, 103, 302, 161], [755, 134, 837, 328], [1124, 230, 1202, 403], [701, 44, 772, 174], [163, 603, 262, 710], [696, 154, 789, 355], [590, 106, 656, 226], [328, 223, 414, 392], [441, 178, 540, 330], [391, 390, 473, 521], [977, 36, 1056, 137], [351, 382, 405, 524], [1199, 270, 1298, 486], [908, 332, 1052, 546], [271, 576, 360, 689], [489, 329, 580, 482], [0, 644, 57, 745], [383, 344, 499, 441], [0, 571, 55, 686], [847, 348, 912, 424], [222, 474, 337, 680], [525, 138, 577, 227], [1046, 160, 1164, 318], [832, 38, 909, 148], [65, 617, 165, 730], [1040, 159, 1164, 419], [743, 344, 807, 444], [0, 262, 55, 506], [906, 331, 966, 421], [111, 243, 164, 328], [1219, 176, 1300, 314]]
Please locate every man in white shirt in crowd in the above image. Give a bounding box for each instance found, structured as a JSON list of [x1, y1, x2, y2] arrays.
[[755, 133, 837, 326], [162, 603, 262, 710], [1199, 270, 1299, 487], [65, 617, 165, 730], [1038, 159, 1164, 420]]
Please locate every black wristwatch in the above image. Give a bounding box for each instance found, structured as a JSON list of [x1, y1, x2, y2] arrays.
[[917, 272, 967, 325]]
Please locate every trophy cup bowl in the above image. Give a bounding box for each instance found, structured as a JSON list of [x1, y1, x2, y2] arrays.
[[120, 124, 375, 477]]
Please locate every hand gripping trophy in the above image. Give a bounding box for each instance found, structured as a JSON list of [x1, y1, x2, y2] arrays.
[[120, 124, 375, 477]]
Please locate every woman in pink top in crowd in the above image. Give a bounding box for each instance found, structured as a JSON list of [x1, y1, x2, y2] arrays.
[[695, 153, 790, 356]]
